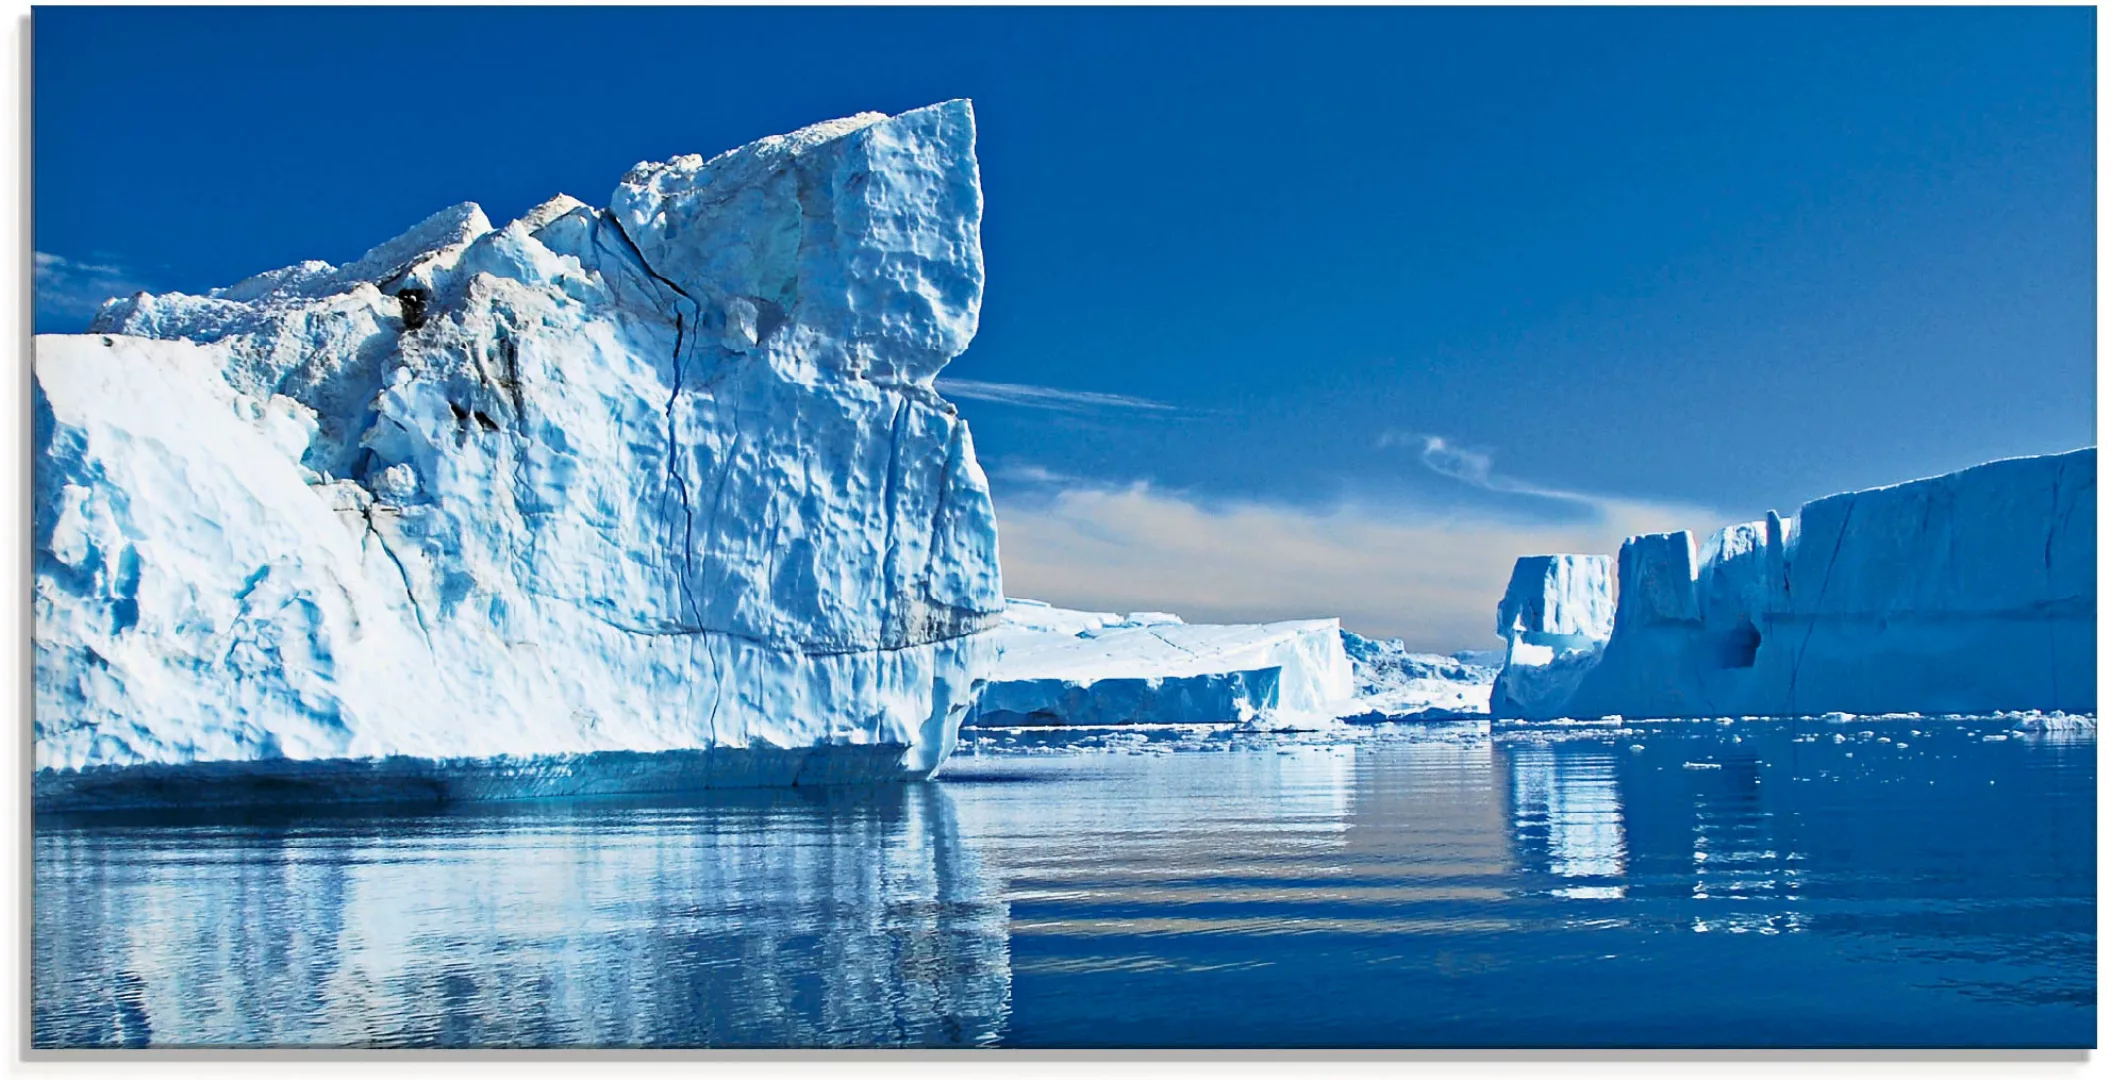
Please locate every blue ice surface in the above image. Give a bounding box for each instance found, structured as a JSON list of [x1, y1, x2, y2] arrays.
[[32, 714, 2092, 1049]]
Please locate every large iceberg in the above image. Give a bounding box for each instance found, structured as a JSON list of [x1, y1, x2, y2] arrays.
[[1490, 450, 2095, 719], [967, 600, 1355, 727], [34, 101, 1004, 806]]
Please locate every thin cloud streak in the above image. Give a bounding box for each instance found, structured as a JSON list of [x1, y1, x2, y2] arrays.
[[1415, 435, 1501, 488], [35, 252, 152, 327], [1384, 430, 1604, 507], [938, 378, 1178, 414]]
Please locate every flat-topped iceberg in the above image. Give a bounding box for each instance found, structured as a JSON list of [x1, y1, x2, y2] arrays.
[[35, 101, 1003, 805], [1490, 449, 2095, 720], [968, 600, 1355, 727], [1337, 632, 1496, 721]]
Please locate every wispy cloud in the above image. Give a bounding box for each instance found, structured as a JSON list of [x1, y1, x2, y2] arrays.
[[35, 252, 152, 328], [1381, 430, 1603, 507], [995, 480, 1716, 652], [937, 378, 1178, 414], [1407, 434, 1499, 487], [989, 460, 1086, 487]]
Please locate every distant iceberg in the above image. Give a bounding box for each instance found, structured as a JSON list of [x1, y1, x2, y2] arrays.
[[968, 600, 1355, 728], [1490, 450, 2095, 719], [1337, 631, 1497, 722], [968, 600, 1494, 728], [35, 101, 1003, 805]]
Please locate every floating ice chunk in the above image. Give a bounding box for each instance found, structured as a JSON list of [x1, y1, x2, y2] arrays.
[[2011, 713, 2096, 733]]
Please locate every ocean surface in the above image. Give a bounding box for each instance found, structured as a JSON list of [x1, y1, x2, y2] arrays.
[[32, 714, 2094, 1049]]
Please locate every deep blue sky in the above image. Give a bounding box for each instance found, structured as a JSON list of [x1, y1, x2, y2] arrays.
[[35, 7, 2096, 642]]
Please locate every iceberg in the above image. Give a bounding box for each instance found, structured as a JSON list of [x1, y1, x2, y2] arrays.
[[1488, 555, 1616, 720], [967, 600, 1354, 728], [1490, 450, 2095, 720], [1337, 631, 1496, 721], [35, 101, 1004, 807]]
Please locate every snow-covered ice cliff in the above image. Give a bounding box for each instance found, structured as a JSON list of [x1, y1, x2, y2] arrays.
[[967, 600, 1355, 727], [1490, 449, 2095, 719], [35, 101, 1003, 803]]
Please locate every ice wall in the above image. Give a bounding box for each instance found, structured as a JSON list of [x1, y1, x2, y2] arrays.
[[1495, 449, 2095, 720], [35, 101, 1003, 794], [1739, 450, 2093, 716]]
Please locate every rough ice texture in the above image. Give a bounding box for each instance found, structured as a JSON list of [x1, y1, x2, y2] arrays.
[[1497, 555, 1615, 644], [1488, 555, 1616, 719], [36, 101, 1003, 797], [1337, 631, 1495, 722], [967, 599, 1353, 728], [1492, 449, 2095, 720]]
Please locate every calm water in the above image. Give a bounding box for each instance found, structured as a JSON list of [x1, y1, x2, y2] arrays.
[[33, 715, 2094, 1048]]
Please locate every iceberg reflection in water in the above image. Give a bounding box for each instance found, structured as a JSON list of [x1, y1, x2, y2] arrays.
[[947, 719, 2090, 1048], [33, 715, 2093, 1048], [1510, 745, 1628, 898], [34, 785, 1009, 1048]]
